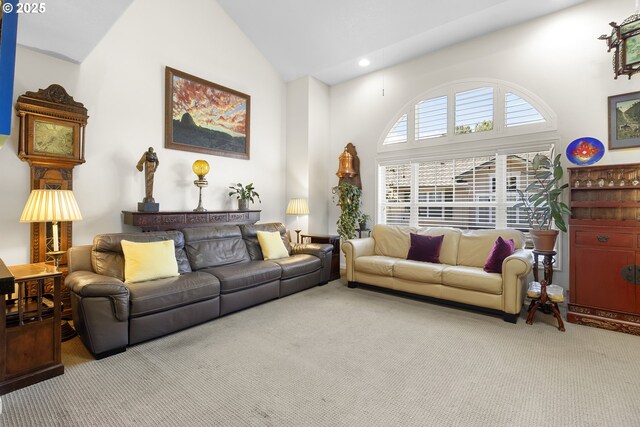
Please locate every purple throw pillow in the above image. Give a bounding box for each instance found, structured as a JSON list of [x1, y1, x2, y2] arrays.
[[483, 236, 515, 273], [406, 233, 444, 263]]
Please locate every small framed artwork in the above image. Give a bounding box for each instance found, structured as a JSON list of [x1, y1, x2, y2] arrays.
[[609, 91, 640, 150], [165, 67, 250, 160]]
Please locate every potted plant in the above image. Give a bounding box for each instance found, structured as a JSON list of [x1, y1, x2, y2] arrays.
[[333, 182, 362, 241], [514, 152, 571, 251], [228, 183, 261, 210], [358, 213, 371, 231]]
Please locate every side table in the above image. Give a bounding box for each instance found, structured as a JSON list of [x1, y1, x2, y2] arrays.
[[301, 234, 340, 281], [1, 261, 64, 395], [357, 229, 371, 238], [526, 250, 565, 331]]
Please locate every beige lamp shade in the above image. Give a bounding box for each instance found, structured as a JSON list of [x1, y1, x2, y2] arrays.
[[286, 198, 310, 215], [20, 189, 83, 223]]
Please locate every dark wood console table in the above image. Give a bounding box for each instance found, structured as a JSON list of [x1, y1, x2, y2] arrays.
[[123, 210, 261, 231]]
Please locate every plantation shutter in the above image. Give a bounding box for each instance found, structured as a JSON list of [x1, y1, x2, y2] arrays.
[[379, 149, 552, 232], [505, 93, 545, 127], [380, 163, 412, 225], [455, 87, 494, 134], [384, 114, 408, 145], [417, 156, 496, 229], [415, 95, 447, 140]]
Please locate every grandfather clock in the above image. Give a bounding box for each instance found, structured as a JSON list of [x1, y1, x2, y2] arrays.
[[15, 84, 88, 314]]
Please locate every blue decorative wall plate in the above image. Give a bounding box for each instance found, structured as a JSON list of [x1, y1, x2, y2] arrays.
[[566, 137, 605, 165]]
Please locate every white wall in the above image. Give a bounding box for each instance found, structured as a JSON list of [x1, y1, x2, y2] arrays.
[[328, 0, 640, 287], [285, 77, 310, 236], [285, 76, 330, 237], [0, 0, 286, 265]]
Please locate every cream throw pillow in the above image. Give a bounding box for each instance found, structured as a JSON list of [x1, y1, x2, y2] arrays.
[[120, 239, 179, 283], [256, 231, 289, 260]]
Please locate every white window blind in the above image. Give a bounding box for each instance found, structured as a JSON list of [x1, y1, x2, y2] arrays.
[[384, 114, 408, 145], [380, 164, 411, 225], [455, 87, 494, 134], [415, 95, 447, 139], [505, 92, 545, 127], [379, 149, 551, 232]]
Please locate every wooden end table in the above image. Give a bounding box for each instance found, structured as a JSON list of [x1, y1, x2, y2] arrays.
[[1, 262, 64, 395]]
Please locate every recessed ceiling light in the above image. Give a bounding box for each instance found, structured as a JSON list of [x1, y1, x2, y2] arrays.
[[358, 58, 370, 67]]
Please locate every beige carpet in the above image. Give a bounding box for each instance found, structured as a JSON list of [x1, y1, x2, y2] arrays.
[[1, 280, 640, 427]]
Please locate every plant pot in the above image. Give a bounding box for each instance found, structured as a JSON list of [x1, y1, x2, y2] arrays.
[[238, 199, 249, 210], [530, 229, 559, 252]]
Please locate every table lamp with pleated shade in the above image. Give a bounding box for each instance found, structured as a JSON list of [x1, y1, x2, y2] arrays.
[[286, 198, 310, 244], [20, 189, 83, 270]]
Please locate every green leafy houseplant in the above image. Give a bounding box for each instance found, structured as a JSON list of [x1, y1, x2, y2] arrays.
[[333, 182, 362, 241], [514, 153, 571, 250], [358, 213, 371, 231], [228, 183, 261, 210]]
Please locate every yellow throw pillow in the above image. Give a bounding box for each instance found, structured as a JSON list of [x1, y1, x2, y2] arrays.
[[120, 239, 179, 284], [256, 231, 289, 260]]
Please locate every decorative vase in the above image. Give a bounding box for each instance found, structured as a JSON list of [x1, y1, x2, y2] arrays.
[[530, 229, 559, 252], [238, 199, 249, 210]]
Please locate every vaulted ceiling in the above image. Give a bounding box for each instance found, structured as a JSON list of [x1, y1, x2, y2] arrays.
[[17, 0, 587, 85]]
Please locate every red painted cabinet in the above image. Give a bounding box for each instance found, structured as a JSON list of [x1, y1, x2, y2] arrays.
[[567, 163, 640, 335]]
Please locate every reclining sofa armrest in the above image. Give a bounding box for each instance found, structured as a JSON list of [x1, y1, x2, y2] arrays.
[[292, 242, 333, 259], [66, 271, 130, 358], [502, 249, 534, 315], [66, 271, 130, 320], [293, 242, 334, 283], [67, 245, 93, 273], [342, 237, 375, 283]]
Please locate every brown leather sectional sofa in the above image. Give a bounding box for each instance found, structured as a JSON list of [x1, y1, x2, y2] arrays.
[[66, 223, 333, 358]]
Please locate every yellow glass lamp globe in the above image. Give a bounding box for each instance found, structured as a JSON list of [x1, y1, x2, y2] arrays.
[[192, 159, 210, 178]]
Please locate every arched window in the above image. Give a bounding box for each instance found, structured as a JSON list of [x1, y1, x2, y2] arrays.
[[377, 79, 558, 235]]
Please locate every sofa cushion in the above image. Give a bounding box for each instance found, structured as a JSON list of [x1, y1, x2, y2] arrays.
[[442, 265, 503, 295], [183, 226, 250, 269], [203, 261, 281, 294], [121, 240, 179, 284], [416, 227, 462, 266], [457, 229, 524, 269], [407, 233, 444, 263], [355, 256, 398, 277], [92, 230, 191, 281], [240, 223, 292, 260], [393, 260, 446, 284], [127, 271, 220, 318], [257, 231, 289, 260], [373, 224, 416, 259], [270, 254, 321, 279], [484, 237, 515, 273]]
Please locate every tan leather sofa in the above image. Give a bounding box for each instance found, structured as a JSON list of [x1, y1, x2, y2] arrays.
[[342, 225, 533, 322]]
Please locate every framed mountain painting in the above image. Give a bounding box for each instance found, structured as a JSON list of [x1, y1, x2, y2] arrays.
[[165, 67, 250, 160]]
